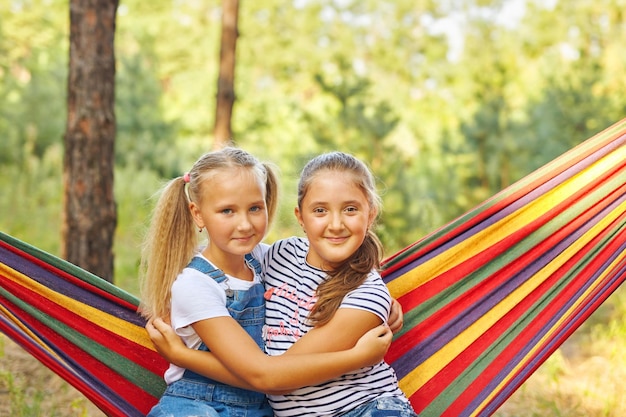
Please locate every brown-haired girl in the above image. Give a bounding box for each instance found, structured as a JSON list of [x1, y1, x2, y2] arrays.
[[261, 151, 417, 416]]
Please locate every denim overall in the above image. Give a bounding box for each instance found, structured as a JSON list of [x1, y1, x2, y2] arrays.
[[148, 254, 273, 417]]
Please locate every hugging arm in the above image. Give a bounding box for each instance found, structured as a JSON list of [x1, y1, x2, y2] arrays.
[[146, 316, 391, 394], [147, 297, 403, 392]]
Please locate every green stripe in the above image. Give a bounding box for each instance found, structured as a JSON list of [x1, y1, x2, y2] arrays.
[[395, 171, 622, 341], [423, 216, 625, 416], [0, 285, 166, 398], [0, 231, 140, 307]]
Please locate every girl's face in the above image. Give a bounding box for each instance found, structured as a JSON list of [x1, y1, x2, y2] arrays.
[[190, 167, 268, 264], [295, 170, 376, 270]]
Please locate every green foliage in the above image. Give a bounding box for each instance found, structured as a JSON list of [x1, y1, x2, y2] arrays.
[[115, 52, 180, 177], [0, 0, 68, 166], [0, 144, 64, 255], [1, 0, 623, 277]]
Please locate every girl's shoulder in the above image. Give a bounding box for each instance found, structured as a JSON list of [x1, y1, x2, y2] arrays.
[[251, 242, 271, 260], [270, 236, 307, 250], [345, 269, 391, 301], [355, 269, 388, 290], [268, 236, 309, 261], [171, 260, 224, 298]]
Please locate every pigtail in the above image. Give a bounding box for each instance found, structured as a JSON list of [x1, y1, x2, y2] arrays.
[[262, 162, 280, 227], [139, 176, 198, 320]]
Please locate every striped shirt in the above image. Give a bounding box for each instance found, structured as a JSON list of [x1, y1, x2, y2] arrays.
[[263, 237, 409, 416]]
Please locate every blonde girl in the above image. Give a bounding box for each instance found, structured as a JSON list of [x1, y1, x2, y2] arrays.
[[140, 148, 392, 417]]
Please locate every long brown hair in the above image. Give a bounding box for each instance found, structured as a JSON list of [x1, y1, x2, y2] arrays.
[[139, 147, 279, 320], [297, 152, 383, 326]]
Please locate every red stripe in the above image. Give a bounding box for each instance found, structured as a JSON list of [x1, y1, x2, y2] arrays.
[[441, 213, 626, 415], [382, 128, 622, 277], [407, 222, 594, 414], [0, 294, 155, 416], [410, 218, 618, 415], [0, 322, 126, 417], [478, 254, 626, 416], [387, 169, 626, 365], [388, 154, 626, 311], [0, 239, 139, 312], [0, 273, 167, 377]]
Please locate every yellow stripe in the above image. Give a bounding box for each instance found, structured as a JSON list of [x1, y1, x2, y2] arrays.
[[472, 228, 626, 416], [0, 263, 156, 351], [0, 301, 88, 379], [399, 199, 626, 398], [388, 147, 626, 299], [0, 303, 64, 360]]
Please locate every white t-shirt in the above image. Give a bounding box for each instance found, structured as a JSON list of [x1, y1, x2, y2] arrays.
[[263, 237, 409, 416], [163, 244, 268, 384]]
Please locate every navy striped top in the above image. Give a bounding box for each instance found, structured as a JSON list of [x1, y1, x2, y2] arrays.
[[263, 237, 408, 416]]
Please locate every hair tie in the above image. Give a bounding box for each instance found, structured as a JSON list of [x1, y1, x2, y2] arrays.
[[183, 172, 191, 183]]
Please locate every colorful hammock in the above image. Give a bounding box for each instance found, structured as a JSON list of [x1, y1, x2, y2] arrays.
[[382, 117, 626, 415], [1, 118, 625, 417], [0, 232, 167, 416]]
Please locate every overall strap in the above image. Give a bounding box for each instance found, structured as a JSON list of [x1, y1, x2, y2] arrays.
[[244, 253, 262, 276], [186, 257, 227, 282], [187, 254, 261, 281]]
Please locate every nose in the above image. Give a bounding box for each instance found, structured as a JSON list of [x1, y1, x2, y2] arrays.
[[328, 211, 343, 231], [238, 213, 253, 231]]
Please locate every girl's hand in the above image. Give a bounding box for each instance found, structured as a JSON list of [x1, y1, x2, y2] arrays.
[[388, 298, 404, 334], [145, 317, 188, 365], [352, 324, 392, 366]]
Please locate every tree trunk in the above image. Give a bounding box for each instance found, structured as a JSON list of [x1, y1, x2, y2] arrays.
[[62, 0, 118, 282], [213, 0, 239, 149]]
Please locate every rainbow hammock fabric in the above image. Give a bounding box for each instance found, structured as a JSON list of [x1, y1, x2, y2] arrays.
[[1, 118, 625, 417]]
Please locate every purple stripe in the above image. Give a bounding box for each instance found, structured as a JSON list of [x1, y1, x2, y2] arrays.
[[0, 246, 144, 326], [0, 287, 145, 417], [464, 219, 626, 416], [475, 241, 626, 417], [392, 191, 625, 379], [385, 137, 625, 283]]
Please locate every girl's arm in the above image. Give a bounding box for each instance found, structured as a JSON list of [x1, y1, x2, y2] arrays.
[[148, 297, 403, 391], [282, 308, 382, 356], [147, 318, 253, 389], [146, 316, 391, 394]]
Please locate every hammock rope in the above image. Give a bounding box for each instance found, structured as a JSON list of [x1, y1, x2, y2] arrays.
[[1, 117, 625, 417]]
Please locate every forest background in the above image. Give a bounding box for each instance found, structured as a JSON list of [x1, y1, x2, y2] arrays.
[[1, 0, 625, 415]]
